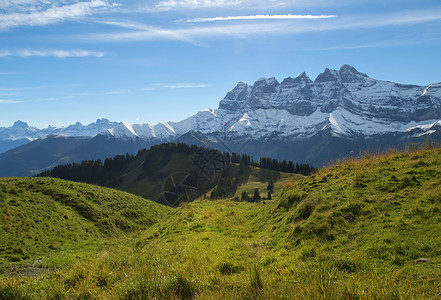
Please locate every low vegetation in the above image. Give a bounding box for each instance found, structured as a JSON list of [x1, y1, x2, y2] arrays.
[[37, 143, 314, 204], [0, 177, 170, 270], [1, 146, 441, 299]]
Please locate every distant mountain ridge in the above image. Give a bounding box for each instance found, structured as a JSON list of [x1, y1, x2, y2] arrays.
[[103, 64, 441, 143], [4, 65, 440, 146], [100, 64, 441, 164], [1, 64, 441, 176], [0, 119, 118, 153]]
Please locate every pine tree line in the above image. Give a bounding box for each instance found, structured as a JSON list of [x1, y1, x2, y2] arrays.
[[38, 143, 316, 185], [259, 157, 315, 176]]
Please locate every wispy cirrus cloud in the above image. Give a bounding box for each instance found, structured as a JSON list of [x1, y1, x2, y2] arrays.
[[0, 0, 39, 9], [87, 20, 198, 43], [84, 21, 308, 43], [0, 0, 112, 30], [85, 7, 441, 44], [141, 83, 212, 91], [0, 49, 106, 58], [314, 35, 441, 51], [149, 0, 241, 12], [0, 92, 23, 97], [142, 83, 211, 90], [186, 14, 337, 23], [0, 99, 22, 104], [160, 83, 211, 89]]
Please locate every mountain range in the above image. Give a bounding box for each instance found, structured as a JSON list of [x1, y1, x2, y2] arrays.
[[1, 64, 441, 176], [0, 119, 118, 153]]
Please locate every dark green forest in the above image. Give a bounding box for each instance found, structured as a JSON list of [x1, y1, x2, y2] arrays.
[[38, 142, 315, 204]]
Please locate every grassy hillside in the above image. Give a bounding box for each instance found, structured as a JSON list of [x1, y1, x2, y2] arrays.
[[39, 143, 311, 204], [264, 146, 441, 262], [0, 177, 170, 270], [1, 147, 441, 299]]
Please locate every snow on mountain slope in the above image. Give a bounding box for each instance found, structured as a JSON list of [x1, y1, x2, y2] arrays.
[[107, 121, 140, 140], [4, 65, 441, 151], [105, 121, 179, 141], [0, 119, 118, 141], [0, 119, 119, 153], [112, 64, 441, 143]]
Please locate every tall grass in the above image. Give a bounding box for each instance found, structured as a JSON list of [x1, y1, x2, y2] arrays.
[[1, 147, 441, 298]]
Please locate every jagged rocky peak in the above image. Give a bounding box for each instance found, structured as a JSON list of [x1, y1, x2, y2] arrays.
[[281, 72, 313, 87], [96, 118, 111, 125], [218, 82, 250, 111], [12, 120, 30, 129], [252, 77, 279, 93], [314, 65, 370, 83], [314, 67, 340, 83], [226, 82, 249, 98], [339, 64, 360, 74], [339, 64, 369, 83]]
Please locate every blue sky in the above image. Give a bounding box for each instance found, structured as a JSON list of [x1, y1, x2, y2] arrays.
[[1, 0, 441, 128]]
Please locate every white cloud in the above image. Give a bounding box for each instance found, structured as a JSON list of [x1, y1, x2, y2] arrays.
[[0, 49, 106, 58], [0, 0, 39, 9], [150, 0, 241, 11], [0, 92, 23, 96], [314, 36, 441, 51], [0, 0, 110, 30], [186, 14, 337, 23], [141, 83, 210, 90], [85, 7, 441, 43], [85, 21, 324, 43], [86, 23, 197, 43], [0, 99, 22, 104], [161, 83, 211, 89]]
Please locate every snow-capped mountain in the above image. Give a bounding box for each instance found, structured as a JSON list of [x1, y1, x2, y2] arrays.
[[0, 119, 118, 153], [3, 64, 441, 175], [0, 118, 118, 140], [106, 64, 441, 145], [103, 121, 179, 142]]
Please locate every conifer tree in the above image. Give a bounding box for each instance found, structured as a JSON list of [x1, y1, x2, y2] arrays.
[[253, 188, 261, 202], [241, 191, 250, 202], [267, 190, 272, 200]]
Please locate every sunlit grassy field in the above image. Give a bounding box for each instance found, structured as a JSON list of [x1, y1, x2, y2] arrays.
[[1, 146, 441, 299]]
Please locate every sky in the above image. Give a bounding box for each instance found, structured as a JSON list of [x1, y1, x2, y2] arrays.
[[1, 0, 441, 128]]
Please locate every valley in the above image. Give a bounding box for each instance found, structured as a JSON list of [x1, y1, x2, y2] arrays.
[[1, 146, 440, 299], [3, 0, 441, 298], [2, 65, 441, 177]]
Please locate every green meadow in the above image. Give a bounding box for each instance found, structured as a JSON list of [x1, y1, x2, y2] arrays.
[[1, 146, 441, 299]]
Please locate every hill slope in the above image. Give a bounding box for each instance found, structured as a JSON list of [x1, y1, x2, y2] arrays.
[[1, 147, 441, 299], [0, 177, 170, 268], [261, 146, 441, 268], [39, 143, 309, 205], [0, 135, 90, 177]]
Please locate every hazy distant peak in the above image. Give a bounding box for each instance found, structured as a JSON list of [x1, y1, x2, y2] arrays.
[[12, 120, 30, 129]]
